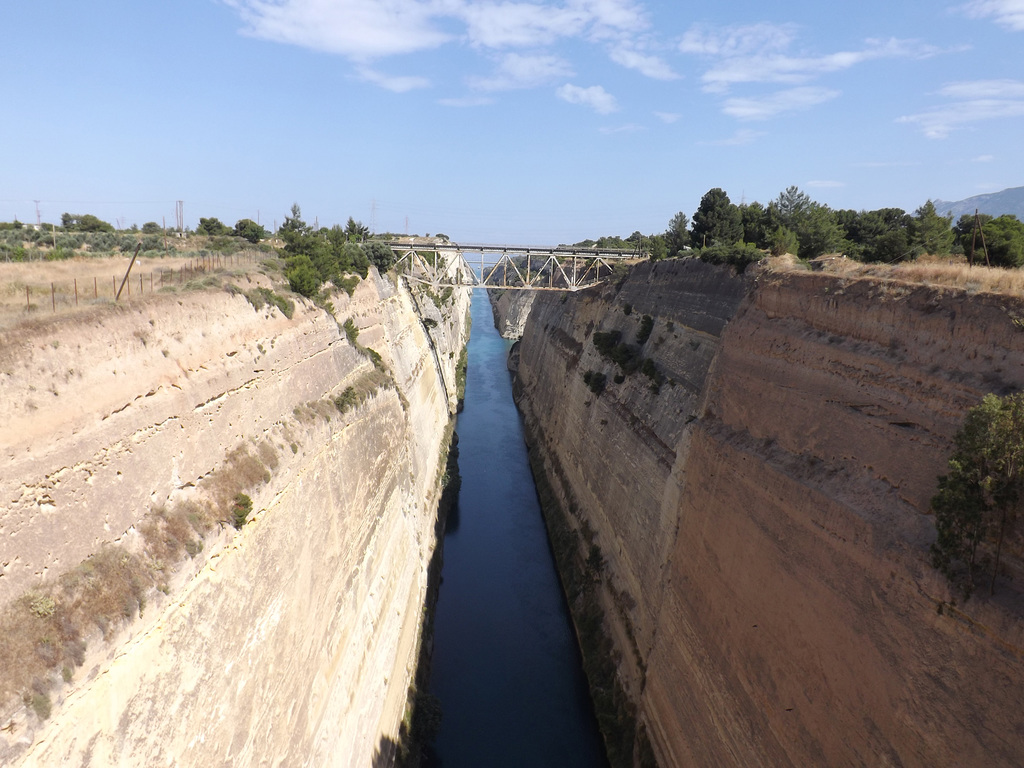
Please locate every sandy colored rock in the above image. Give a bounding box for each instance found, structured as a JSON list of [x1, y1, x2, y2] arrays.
[[513, 260, 1024, 767], [0, 269, 471, 766]]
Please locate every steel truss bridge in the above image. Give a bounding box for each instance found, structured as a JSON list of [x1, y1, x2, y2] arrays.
[[386, 241, 638, 292]]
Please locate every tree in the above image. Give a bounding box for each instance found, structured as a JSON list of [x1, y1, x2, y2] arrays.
[[775, 186, 811, 228], [141, 221, 163, 235], [285, 254, 321, 297], [932, 393, 1024, 598], [912, 201, 954, 256], [665, 211, 690, 256], [344, 216, 370, 242], [740, 201, 775, 249], [234, 218, 267, 244], [363, 240, 396, 271], [196, 217, 231, 236], [768, 225, 799, 256], [982, 215, 1024, 268], [691, 188, 742, 248], [61, 213, 114, 232], [646, 233, 668, 261], [794, 203, 845, 260]]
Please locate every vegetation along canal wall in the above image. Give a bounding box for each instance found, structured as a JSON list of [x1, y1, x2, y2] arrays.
[[504, 257, 1024, 767]]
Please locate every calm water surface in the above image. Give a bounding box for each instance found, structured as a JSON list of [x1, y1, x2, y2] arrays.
[[427, 290, 608, 767]]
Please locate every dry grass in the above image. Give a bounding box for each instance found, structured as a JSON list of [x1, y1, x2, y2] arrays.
[[0, 441, 276, 718], [0, 253, 267, 331], [779, 255, 1024, 296]]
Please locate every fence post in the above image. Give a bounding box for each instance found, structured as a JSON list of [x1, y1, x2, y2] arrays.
[[26, 285, 30, 310], [94, 276, 97, 298], [75, 278, 78, 306], [51, 283, 55, 312]]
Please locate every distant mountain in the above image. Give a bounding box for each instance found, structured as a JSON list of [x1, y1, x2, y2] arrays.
[[932, 186, 1024, 221]]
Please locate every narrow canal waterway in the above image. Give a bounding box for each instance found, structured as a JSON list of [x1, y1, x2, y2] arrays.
[[427, 291, 608, 767]]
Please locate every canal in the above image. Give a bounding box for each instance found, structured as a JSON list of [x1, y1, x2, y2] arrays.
[[426, 290, 608, 767]]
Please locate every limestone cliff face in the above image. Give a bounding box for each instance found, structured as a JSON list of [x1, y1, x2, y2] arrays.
[[511, 260, 1024, 767], [0, 270, 470, 766], [488, 289, 535, 339]]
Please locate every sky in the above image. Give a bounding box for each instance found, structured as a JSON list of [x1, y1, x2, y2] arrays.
[[2, 0, 1022, 243]]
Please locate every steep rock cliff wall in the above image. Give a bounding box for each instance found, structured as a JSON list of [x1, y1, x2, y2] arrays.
[[0, 270, 470, 766], [512, 260, 1024, 767], [488, 289, 535, 339]]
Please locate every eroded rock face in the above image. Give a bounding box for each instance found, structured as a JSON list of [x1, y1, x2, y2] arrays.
[[0, 271, 471, 767], [488, 289, 535, 339], [514, 259, 1024, 767]]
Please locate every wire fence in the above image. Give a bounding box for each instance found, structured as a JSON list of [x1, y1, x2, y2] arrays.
[[2, 251, 266, 321]]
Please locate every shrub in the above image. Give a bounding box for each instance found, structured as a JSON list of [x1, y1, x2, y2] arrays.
[[344, 318, 359, 345], [231, 493, 253, 529], [698, 242, 763, 273], [285, 255, 321, 297], [636, 315, 654, 345], [583, 370, 607, 395]]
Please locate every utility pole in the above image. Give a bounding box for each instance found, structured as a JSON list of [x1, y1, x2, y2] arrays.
[[968, 208, 991, 268], [175, 200, 184, 234], [34, 200, 41, 227]]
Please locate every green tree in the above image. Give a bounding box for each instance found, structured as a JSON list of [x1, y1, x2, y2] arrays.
[[141, 221, 163, 235], [646, 233, 668, 261], [794, 203, 845, 260], [61, 213, 114, 232], [739, 201, 775, 249], [664, 211, 690, 256], [768, 225, 799, 257], [345, 216, 370, 242], [932, 393, 1024, 598], [691, 188, 742, 248], [196, 217, 231, 236], [912, 201, 954, 256], [775, 186, 811, 227], [285, 254, 321, 297], [234, 218, 267, 244], [363, 240, 396, 271], [983, 215, 1024, 268]]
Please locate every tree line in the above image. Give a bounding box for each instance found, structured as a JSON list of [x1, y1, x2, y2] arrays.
[[652, 186, 1024, 269]]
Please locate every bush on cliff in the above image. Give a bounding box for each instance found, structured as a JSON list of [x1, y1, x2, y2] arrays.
[[931, 392, 1024, 598]]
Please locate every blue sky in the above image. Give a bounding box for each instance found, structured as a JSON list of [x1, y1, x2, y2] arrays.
[[2, 0, 1022, 243]]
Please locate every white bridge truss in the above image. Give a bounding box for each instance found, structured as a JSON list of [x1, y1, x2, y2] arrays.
[[387, 241, 637, 292]]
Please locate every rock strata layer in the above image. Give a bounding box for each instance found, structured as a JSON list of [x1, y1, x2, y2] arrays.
[[1, 270, 470, 766], [511, 259, 1024, 767]]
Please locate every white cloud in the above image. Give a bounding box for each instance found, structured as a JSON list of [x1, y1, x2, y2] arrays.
[[681, 23, 944, 93], [225, 0, 452, 60], [679, 21, 797, 59], [960, 0, 1024, 30], [599, 123, 645, 134], [357, 67, 431, 92], [227, 0, 648, 59], [556, 83, 618, 113], [468, 52, 572, 91], [609, 46, 679, 80], [898, 79, 1024, 137], [722, 86, 839, 120], [973, 154, 995, 162], [654, 111, 680, 123]]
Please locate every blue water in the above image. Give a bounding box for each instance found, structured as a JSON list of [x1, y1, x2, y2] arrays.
[[427, 291, 608, 767]]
